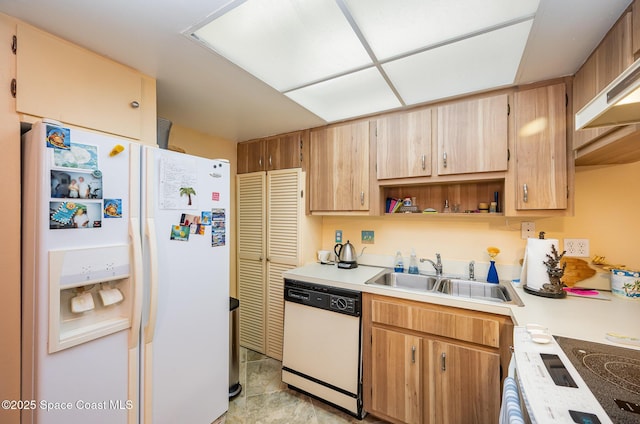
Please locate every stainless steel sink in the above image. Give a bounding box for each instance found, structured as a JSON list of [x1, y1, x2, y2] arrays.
[[366, 269, 523, 306], [367, 271, 439, 291], [436, 278, 522, 305]]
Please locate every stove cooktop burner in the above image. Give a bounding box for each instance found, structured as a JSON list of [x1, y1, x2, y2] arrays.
[[555, 336, 640, 424], [576, 350, 640, 396]]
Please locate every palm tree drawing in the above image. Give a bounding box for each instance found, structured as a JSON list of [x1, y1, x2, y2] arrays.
[[179, 187, 196, 206]]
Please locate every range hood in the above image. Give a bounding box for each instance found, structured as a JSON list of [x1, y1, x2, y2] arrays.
[[576, 58, 640, 130]]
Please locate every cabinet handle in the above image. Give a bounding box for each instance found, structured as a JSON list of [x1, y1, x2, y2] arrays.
[[443, 152, 447, 168], [259, 157, 263, 168], [130, 101, 140, 109], [441, 352, 446, 371], [411, 346, 416, 363], [523, 183, 528, 203], [269, 155, 272, 167], [259, 256, 263, 262], [360, 191, 365, 205], [421, 154, 426, 170]]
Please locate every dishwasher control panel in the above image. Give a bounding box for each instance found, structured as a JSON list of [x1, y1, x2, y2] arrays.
[[284, 279, 361, 317]]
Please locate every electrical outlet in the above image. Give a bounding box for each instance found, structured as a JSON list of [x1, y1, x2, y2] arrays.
[[564, 238, 590, 257], [521, 222, 535, 239], [335, 230, 342, 243]]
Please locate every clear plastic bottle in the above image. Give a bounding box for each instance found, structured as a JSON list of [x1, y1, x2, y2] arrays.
[[394, 251, 404, 273], [408, 249, 419, 274]]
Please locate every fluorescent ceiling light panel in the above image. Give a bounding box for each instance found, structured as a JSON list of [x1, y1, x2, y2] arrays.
[[383, 20, 534, 105], [285, 67, 401, 122], [344, 0, 539, 60], [192, 0, 372, 91]]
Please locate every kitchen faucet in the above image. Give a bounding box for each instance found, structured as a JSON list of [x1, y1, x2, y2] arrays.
[[420, 253, 442, 276], [469, 260, 475, 280]]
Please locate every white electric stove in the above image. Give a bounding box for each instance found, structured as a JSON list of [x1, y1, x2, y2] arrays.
[[513, 326, 613, 424]]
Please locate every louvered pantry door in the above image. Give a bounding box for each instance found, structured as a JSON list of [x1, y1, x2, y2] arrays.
[[266, 169, 302, 360], [237, 172, 266, 353]]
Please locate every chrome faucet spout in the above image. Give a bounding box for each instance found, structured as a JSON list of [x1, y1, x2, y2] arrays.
[[469, 260, 475, 281], [420, 253, 443, 276]]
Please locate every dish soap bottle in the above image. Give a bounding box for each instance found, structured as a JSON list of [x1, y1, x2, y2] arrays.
[[408, 249, 419, 274], [394, 251, 404, 273]]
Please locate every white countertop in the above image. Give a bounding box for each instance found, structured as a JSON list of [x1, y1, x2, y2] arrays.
[[284, 263, 640, 350]]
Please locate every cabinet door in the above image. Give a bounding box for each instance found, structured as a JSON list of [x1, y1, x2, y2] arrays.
[[514, 84, 567, 210], [371, 327, 422, 424], [428, 339, 500, 424], [237, 140, 265, 174], [573, 13, 633, 149], [376, 109, 432, 179], [266, 132, 302, 171], [310, 121, 369, 211], [237, 172, 266, 353], [16, 24, 143, 140], [437, 94, 508, 175], [265, 169, 302, 360], [573, 55, 607, 149]]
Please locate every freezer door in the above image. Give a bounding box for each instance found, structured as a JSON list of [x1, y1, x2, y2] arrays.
[[140, 146, 229, 424], [21, 121, 140, 424]]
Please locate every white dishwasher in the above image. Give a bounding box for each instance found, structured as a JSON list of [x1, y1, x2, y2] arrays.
[[282, 278, 363, 418]]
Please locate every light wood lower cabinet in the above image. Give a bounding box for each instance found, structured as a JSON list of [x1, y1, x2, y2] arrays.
[[427, 339, 500, 424], [364, 294, 510, 424], [371, 328, 422, 424]]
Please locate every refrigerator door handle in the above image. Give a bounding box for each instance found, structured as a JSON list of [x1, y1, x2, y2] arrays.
[[129, 217, 144, 349], [144, 218, 159, 344]]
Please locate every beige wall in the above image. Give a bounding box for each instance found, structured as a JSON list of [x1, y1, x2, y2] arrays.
[[168, 124, 238, 296], [321, 161, 640, 274]]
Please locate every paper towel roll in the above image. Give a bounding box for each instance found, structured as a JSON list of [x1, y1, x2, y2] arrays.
[[522, 238, 559, 291]]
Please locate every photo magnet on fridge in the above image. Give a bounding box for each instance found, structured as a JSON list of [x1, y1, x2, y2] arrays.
[[45, 125, 70, 150], [50, 201, 102, 229], [53, 142, 98, 170], [51, 170, 103, 199], [104, 199, 122, 218], [170, 225, 190, 241]]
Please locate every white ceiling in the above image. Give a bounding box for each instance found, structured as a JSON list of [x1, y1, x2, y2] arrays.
[[0, 0, 633, 142]]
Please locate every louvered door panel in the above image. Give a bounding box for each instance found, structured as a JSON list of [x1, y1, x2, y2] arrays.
[[266, 169, 302, 360], [267, 169, 301, 266], [265, 262, 292, 360], [237, 172, 266, 352]]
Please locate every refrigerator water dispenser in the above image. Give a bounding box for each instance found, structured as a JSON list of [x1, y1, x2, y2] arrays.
[[49, 245, 133, 353]]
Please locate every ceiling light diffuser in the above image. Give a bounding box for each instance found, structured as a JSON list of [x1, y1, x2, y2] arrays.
[[344, 0, 539, 60], [383, 20, 534, 105], [192, 0, 372, 91], [187, 0, 540, 123], [285, 67, 401, 122]]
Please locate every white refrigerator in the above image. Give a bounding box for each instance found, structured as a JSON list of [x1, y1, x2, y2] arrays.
[[21, 120, 229, 424]]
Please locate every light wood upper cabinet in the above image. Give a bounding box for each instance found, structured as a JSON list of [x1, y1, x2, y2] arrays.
[[16, 24, 144, 140], [573, 12, 633, 150], [310, 121, 370, 212], [376, 108, 432, 180], [237, 131, 302, 174], [436, 94, 508, 176], [513, 84, 567, 211]]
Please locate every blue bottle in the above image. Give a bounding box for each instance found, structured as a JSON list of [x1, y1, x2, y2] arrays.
[[487, 260, 499, 283]]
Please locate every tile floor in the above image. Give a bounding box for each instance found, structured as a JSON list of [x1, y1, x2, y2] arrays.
[[224, 348, 388, 424]]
